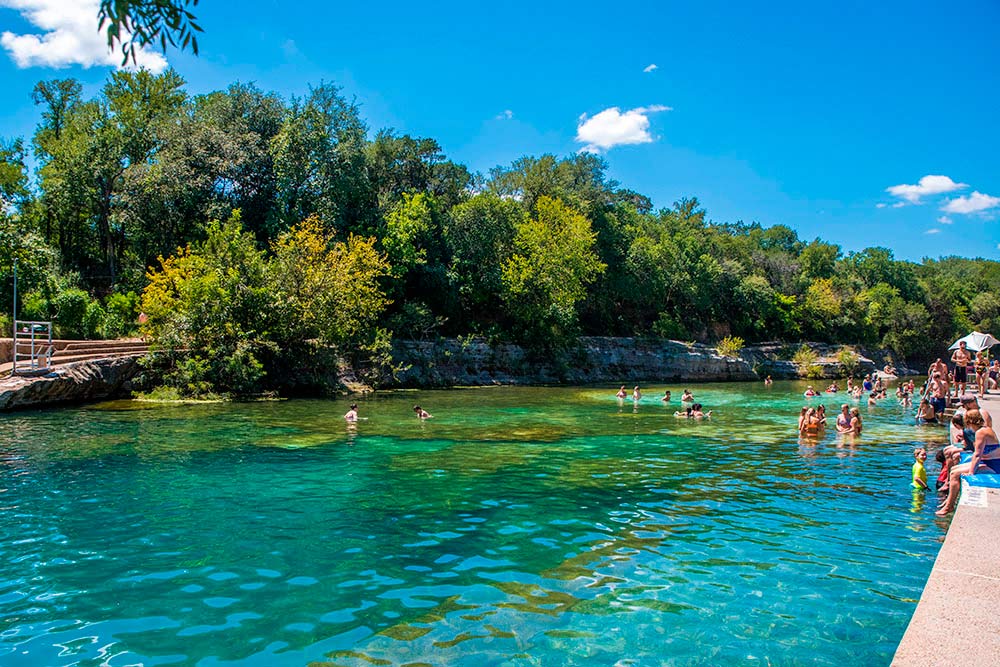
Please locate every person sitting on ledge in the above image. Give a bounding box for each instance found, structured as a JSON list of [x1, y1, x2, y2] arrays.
[[937, 409, 999, 515]]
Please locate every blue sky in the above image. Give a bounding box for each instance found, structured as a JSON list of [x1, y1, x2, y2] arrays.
[[1, 0, 998, 261]]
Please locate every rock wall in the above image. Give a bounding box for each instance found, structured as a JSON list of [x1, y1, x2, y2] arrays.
[[389, 337, 918, 388], [0, 357, 142, 411]]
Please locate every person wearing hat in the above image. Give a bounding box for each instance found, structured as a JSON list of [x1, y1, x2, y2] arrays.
[[956, 395, 992, 429]]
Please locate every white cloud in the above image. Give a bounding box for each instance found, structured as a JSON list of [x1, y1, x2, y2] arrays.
[[0, 0, 167, 72], [941, 191, 1000, 214], [643, 63, 657, 73], [924, 228, 941, 235], [495, 109, 513, 120], [892, 201, 905, 208], [575, 104, 672, 153], [875, 203, 887, 209], [937, 215, 952, 224], [886, 174, 967, 204]]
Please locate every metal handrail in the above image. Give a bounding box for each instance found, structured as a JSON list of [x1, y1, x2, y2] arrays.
[[12, 320, 53, 374]]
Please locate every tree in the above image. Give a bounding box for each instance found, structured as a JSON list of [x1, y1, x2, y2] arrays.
[[271, 83, 371, 235], [501, 196, 605, 346], [141, 212, 271, 396], [443, 194, 521, 325], [100, 0, 202, 65]]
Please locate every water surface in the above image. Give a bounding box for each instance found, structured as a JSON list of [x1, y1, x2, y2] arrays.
[[0, 381, 948, 666]]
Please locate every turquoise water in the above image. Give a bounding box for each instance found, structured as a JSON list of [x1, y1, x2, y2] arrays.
[[0, 382, 948, 666]]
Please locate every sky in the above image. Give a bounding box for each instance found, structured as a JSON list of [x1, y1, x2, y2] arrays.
[[0, 0, 998, 262]]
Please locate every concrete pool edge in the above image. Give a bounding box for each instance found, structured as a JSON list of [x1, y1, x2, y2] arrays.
[[892, 392, 1000, 666]]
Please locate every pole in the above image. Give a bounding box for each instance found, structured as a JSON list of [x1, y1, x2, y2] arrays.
[[11, 257, 15, 335]]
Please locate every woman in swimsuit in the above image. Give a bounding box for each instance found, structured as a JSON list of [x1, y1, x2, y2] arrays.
[[616, 385, 628, 399], [849, 408, 862, 435], [632, 386, 642, 401], [937, 410, 999, 515], [836, 404, 852, 433], [975, 351, 989, 396], [798, 406, 809, 432]]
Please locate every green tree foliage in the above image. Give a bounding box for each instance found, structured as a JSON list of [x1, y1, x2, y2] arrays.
[[501, 196, 606, 346], [5, 68, 999, 387]]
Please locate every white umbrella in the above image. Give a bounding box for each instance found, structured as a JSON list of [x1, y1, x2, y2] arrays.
[[948, 331, 1000, 352]]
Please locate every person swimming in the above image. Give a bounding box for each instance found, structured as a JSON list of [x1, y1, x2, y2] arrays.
[[661, 390, 671, 402], [413, 405, 433, 419], [803, 386, 819, 397], [344, 403, 359, 422], [681, 389, 694, 402]]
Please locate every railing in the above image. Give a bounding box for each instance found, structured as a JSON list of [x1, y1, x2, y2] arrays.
[[13, 320, 53, 375]]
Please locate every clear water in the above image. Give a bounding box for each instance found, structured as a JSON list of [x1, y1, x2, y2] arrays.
[[0, 381, 949, 666]]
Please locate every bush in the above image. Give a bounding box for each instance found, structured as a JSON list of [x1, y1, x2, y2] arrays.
[[20, 290, 51, 321], [53, 288, 91, 339], [653, 313, 689, 340], [0, 313, 9, 337], [837, 347, 859, 377], [104, 292, 139, 337], [792, 344, 822, 378], [716, 335, 744, 358], [83, 301, 106, 339]]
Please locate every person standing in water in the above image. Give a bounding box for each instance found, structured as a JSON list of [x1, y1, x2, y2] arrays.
[[413, 405, 433, 419], [344, 403, 359, 422], [661, 390, 671, 402], [632, 386, 642, 401]]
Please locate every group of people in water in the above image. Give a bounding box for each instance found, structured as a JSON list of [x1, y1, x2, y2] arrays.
[[616, 385, 710, 418]]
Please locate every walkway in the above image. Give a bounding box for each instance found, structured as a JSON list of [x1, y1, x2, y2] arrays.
[[892, 390, 1000, 666]]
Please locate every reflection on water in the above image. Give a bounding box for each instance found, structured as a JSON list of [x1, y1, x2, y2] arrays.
[[0, 381, 946, 666]]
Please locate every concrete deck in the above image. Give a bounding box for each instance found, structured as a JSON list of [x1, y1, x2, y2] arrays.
[[892, 390, 1000, 666]]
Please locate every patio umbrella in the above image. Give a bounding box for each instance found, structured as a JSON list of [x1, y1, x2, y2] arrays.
[[948, 331, 1000, 352]]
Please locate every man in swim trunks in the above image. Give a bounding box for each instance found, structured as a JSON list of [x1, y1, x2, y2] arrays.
[[927, 358, 949, 397], [951, 341, 971, 398], [928, 373, 948, 416]]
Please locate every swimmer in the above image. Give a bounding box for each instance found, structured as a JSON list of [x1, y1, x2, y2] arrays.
[[674, 407, 694, 418], [690, 403, 712, 418], [413, 405, 433, 419], [633, 385, 642, 401], [835, 404, 852, 433], [803, 386, 819, 397], [661, 390, 672, 402], [849, 407, 862, 435], [681, 390, 694, 402], [616, 385, 627, 399], [764, 375, 773, 386], [344, 403, 359, 422]]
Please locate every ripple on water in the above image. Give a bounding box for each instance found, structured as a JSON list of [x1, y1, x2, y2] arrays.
[[0, 383, 945, 666]]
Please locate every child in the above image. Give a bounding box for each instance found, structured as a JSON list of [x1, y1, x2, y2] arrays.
[[911, 448, 929, 490], [934, 449, 952, 493]]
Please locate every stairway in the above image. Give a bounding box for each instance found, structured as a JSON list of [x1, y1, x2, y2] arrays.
[[1, 339, 149, 377]]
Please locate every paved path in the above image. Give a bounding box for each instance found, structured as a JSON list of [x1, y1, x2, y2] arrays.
[[892, 390, 1000, 666]]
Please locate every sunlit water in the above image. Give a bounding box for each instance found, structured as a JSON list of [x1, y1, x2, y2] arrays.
[[0, 381, 949, 666]]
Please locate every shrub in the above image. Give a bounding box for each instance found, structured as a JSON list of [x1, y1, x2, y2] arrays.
[[792, 344, 821, 378], [0, 313, 9, 336], [716, 335, 744, 358], [53, 288, 91, 339], [105, 292, 140, 337], [653, 313, 688, 340], [83, 301, 107, 339], [837, 347, 859, 377]]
